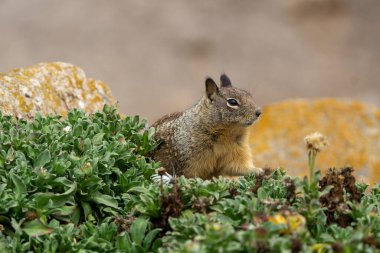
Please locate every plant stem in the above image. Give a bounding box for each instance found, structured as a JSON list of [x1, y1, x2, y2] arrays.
[[308, 150, 316, 185]]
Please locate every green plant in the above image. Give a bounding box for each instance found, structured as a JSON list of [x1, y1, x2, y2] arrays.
[[0, 106, 161, 252], [1, 107, 380, 252]]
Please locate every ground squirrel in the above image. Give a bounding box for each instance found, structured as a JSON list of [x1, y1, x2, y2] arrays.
[[151, 74, 261, 179]]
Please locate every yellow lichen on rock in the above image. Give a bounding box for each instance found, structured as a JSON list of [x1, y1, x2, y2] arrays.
[[0, 62, 116, 119], [250, 99, 380, 184]]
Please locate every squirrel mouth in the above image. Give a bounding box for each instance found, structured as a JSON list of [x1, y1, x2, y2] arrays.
[[244, 118, 256, 126]]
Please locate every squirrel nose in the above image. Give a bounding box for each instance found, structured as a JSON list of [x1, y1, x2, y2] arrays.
[[255, 108, 262, 117]]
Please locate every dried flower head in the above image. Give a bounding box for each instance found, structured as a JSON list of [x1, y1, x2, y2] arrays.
[[152, 167, 174, 184], [304, 132, 328, 152], [157, 167, 167, 176]]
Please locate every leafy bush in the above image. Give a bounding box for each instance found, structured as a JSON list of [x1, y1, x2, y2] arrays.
[[1, 106, 380, 252], [0, 106, 160, 252]]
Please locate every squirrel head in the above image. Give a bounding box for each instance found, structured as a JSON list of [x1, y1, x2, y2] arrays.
[[204, 74, 261, 127]]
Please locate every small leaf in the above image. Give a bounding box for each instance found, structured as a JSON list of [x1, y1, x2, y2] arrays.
[[11, 218, 24, 235], [34, 149, 51, 168], [0, 215, 11, 224], [53, 206, 77, 216], [72, 125, 83, 137], [143, 228, 161, 251], [128, 187, 150, 194], [70, 207, 81, 225], [88, 194, 118, 209], [33, 182, 76, 209], [82, 202, 92, 220], [257, 188, 268, 199], [6, 147, 15, 161], [147, 127, 155, 139], [22, 220, 54, 237], [116, 233, 132, 251], [93, 133, 105, 145], [319, 185, 334, 197], [131, 217, 148, 246], [83, 138, 92, 152], [10, 173, 27, 198], [151, 238, 163, 251], [53, 177, 75, 188]]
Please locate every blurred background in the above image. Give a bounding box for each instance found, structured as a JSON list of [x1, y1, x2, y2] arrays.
[[1, 0, 379, 123]]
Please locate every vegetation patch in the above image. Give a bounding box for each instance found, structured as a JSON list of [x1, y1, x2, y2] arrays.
[[0, 106, 380, 252]]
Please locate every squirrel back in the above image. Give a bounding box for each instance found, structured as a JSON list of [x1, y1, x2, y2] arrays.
[[151, 74, 261, 179]]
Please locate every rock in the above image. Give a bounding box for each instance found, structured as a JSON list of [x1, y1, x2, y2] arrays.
[[0, 62, 116, 119], [250, 99, 380, 184]]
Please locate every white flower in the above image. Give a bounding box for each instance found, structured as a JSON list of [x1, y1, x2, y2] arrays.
[[151, 170, 174, 184], [63, 125, 72, 133]]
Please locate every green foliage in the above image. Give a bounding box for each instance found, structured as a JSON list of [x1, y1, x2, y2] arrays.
[[157, 172, 380, 253], [0, 106, 160, 252], [1, 106, 380, 252]]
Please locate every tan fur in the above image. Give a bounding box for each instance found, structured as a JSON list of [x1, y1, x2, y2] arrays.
[[150, 74, 261, 180]]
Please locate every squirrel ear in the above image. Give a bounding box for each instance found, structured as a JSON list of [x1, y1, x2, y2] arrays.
[[220, 73, 232, 87], [205, 77, 219, 100]]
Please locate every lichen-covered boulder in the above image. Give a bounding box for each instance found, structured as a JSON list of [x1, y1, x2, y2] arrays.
[[250, 99, 380, 184], [0, 62, 116, 119]]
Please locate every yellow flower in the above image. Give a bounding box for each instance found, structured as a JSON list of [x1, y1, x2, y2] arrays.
[[310, 243, 329, 253], [267, 213, 287, 226], [206, 223, 222, 232], [287, 213, 306, 232], [267, 213, 306, 234], [304, 132, 328, 153]]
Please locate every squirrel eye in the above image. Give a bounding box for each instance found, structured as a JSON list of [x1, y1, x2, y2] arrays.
[[227, 98, 239, 107]]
